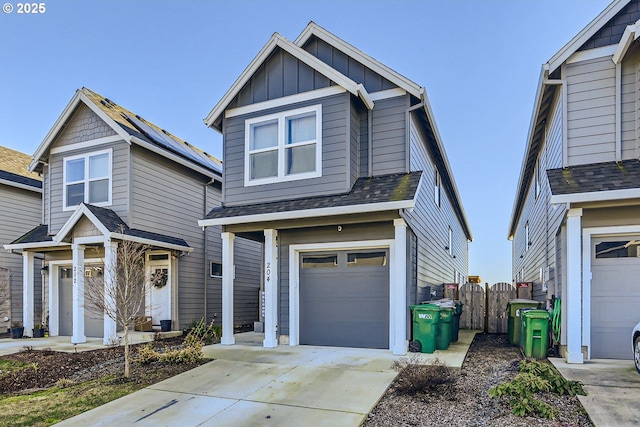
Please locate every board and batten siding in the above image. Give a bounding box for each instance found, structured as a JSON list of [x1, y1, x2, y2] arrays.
[[349, 99, 361, 188], [622, 44, 640, 160], [48, 139, 129, 235], [276, 222, 396, 337], [512, 91, 566, 301], [301, 35, 398, 92], [371, 96, 408, 176], [228, 47, 333, 110], [402, 115, 467, 299], [223, 92, 350, 206], [565, 56, 616, 166], [0, 185, 42, 328]]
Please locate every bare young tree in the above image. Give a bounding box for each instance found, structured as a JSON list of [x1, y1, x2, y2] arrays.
[[0, 268, 10, 319], [85, 233, 158, 378]]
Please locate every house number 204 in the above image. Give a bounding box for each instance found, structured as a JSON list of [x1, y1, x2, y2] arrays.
[[265, 262, 271, 282]]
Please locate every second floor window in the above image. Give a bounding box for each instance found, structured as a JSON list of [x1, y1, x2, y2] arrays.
[[63, 149, 112, 209], [434, 169, 441, 207], [245, 104, 322, 186]]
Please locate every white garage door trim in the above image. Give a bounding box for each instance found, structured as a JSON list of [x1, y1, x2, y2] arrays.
[[289, 239, 397, 351], [582, 225, 640, 359]]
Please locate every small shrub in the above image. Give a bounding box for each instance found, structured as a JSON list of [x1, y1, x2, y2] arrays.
[[518, 359, 586, 396], [135, 338, 204, 365], [391, 355, 455, 395], [136, 343, 159, 365], [20, 345, 34, 353], [186, 317, 219, 345]]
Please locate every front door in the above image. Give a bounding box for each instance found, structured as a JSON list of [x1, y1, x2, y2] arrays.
[[147, 263, 171, 323]]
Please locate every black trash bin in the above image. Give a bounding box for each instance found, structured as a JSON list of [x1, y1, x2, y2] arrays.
[[160, 320, 172, 332]]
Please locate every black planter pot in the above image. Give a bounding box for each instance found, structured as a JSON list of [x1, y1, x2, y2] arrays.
[[33, 328, 45, 338], [160, 320, 172, 332], [11, 327, 24, 339]]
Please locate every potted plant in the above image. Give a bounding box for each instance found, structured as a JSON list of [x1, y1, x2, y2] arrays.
[[33, 324, 45, 338], [10, 321, 24, 339]]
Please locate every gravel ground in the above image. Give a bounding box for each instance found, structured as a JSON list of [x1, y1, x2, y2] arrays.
[[363, 333, 593, 427]]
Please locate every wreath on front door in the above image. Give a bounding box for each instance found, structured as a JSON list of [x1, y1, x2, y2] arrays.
[[153, 272, 168, 289]]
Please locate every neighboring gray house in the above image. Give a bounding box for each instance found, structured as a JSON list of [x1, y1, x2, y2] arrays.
[[0, 146, 42, 333], [4, 88, 260, 344], [509, 0, 640, 362], [199, 23, 472, 355]]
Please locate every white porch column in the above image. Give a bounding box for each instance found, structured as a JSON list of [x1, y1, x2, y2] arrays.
[[48, 265, 58, 336], [263, 229, 278, 348], [566, 208, 584, 363], [103, 241, 118, 345], [22, 252, 35, 337], [72, 243, 86, 344], [392, 219, 408, 355], [221, 232, 235, 345]]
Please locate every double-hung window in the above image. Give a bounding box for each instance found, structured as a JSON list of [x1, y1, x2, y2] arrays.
[[245, 104, 322, 185], [63, 149, 112, 210]]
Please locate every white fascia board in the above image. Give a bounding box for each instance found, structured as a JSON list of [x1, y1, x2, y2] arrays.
[[198, 199, 415, 228], [369, 88, 406, 101], [204, 33, 364, 131], [567, 45, 618, 65], [419, 89, 473, 241], [0, 178, 42, 193], [357, 84, 375, 110], [612, 21, 640, 64], [29, 91, 132, 172], [129, 136, 221, 181], [550, 188, 640, 204], [4, 241, 70, 251], [225, 86, 346, 119], [53, 204, 111, 243], [49, 135, 123, 155], [109, 233, 193, 253], [548, 0, 630, 74], [294, 22, 422, 98]]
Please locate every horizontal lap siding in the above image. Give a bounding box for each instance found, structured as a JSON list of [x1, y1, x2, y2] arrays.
[[131, 147, 207, 328], [512, 92, 565, 301], [277, 223, 394, 336], [565, 57, 616, 166], [223, 93, 349, 206], [622, 46, 639, 160], [0, 186, 42, 326], [371, 96, 407, 175], [49, 140, 129, 234], [404, 116, 467, 299]]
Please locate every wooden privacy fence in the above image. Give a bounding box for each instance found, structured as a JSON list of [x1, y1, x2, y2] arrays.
[[447, 282, 529, 333]]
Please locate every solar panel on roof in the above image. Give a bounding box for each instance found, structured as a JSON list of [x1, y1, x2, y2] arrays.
[[123, 113, 221, 173]]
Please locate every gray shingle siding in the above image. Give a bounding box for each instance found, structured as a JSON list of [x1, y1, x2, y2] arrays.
[[578, 0, 640, 51], [54, 104, 116, 148]]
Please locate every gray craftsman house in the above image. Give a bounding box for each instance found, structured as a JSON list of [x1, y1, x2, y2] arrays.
[[199, 23, 472, 354], [0, 146, 42, 333], [509, 0, 640, 362], [4, 88, 260, 344]]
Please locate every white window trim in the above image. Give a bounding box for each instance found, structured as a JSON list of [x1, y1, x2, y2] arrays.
[[534, 160, 541, 200], [62, 148, 113, 211], [525, 222, 530, 252], [434, 169, 441, 207], [448, 226, 453, 256], [244, 104, 322, 186]]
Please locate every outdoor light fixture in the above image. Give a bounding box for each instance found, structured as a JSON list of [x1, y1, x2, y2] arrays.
[[40, 265, 49, 276]]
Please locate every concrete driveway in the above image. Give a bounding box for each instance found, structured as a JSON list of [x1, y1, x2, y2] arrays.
[[550, 358, 640, 427], [54, 331, 477, 427]]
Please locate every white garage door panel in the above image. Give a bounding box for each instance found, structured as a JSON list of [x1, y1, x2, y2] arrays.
[[591, 238, 640, 360]]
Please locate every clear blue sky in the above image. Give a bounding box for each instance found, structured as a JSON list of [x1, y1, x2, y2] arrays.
[[0, 0, 612, 285]]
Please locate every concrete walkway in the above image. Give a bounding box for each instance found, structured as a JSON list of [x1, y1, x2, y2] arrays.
[[550, 358, 640, 427], [54, 330, 478, 427]]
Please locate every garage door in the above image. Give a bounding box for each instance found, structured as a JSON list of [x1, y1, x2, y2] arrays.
[[591, 236, 640, 359], [299, 250, 389, 349]]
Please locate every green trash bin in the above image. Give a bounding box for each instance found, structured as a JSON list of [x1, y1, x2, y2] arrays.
[[521, 309, 550, 358], [436, 307, 454, 350], [518, 307, 537, 349], [507, 299, 541, 345], [451, 301, 463, 343], [410, 304, 440, 353]]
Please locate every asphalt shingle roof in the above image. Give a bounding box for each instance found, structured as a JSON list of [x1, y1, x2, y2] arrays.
[[0, 146, 41, 189], [547, 159, 640, 195], [204, 172, 422, 220], [9, 205, 189, 249]]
